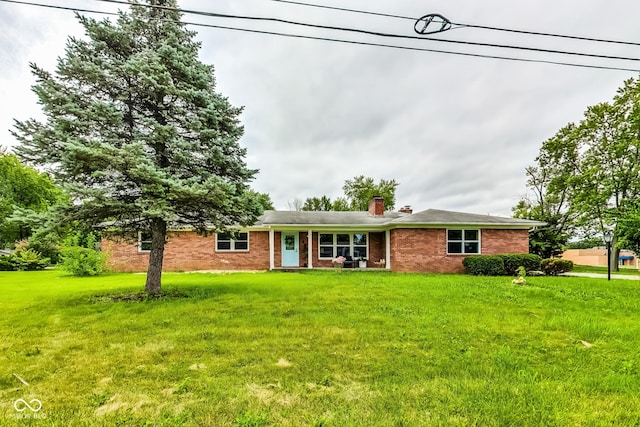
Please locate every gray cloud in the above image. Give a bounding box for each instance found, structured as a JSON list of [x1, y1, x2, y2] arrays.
[[2, 0, 640, 217]]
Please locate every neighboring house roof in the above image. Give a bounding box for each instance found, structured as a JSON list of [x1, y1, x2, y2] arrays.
[[256, 209, 545, 229]]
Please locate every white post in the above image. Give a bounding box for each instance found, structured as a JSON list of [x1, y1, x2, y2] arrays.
[[385, 229, 391, 270], [269, 228, 275, 270], [307, 230, 313, 269]]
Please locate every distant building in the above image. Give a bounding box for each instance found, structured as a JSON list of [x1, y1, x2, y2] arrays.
[[561, 248, 637, 268]]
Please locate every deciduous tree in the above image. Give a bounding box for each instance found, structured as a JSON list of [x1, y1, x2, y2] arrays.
[[517, 76, 640, 269], [343, 175, 399, 211], [0, 152, 66, 246]]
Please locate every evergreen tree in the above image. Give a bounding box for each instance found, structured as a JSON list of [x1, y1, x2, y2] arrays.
[[13, 1, 262, 293]]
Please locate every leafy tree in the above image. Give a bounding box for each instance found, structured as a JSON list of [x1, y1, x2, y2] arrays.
[[617, 200, 640, 255], [0, 152, 66, 247], [512, 135, 577, 259], [343, 175, 399, 211], [302, 196, 333, 211], [13, 1, 262, 293], [518, 77, 640, 270], [331, 197, 351, 211], [301, 176, 399, 212], [565, 237, 605, 250]]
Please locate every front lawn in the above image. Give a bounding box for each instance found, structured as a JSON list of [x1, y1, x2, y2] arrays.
[[1, 270, 639, 426]]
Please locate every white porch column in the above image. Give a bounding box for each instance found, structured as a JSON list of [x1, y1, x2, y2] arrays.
[[269, 228, 275, 270], [385, 229, 391, 270], [307, 229, 313, 268]]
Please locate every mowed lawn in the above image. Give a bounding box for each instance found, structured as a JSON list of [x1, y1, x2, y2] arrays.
[[1, 270, 639, 426]]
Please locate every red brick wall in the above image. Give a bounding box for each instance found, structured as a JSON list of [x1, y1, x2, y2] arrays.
[[103, 231, 271, 272], [481, 229, 530, 254], [369, 232, 386, 264], [103, 228, 530, 273], [390, 228, 530, 273]]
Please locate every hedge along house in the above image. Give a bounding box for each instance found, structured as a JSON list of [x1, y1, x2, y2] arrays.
[[103, 197, 545, 273]]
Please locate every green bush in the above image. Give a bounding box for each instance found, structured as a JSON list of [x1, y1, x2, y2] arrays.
[[60, 246, 107, 276], [10, 249, 50, 271], [541, 258, 574, 275], [0, 256, 14, 271], [499, 254, 542, 275], [463, 255, 505, 276]]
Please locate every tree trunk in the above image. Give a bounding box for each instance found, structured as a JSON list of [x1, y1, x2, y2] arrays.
[[145, 218, 167, 294], [612, 245, 620, 273]]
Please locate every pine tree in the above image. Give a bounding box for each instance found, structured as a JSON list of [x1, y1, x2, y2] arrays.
[[13, 0, 262, 293]]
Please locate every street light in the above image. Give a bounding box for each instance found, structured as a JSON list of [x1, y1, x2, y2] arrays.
[[603, 230, 613, 281]]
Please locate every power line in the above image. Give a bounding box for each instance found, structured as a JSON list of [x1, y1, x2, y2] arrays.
[[0, 0, 638, 73], [0, 0, 119, 17], [183, 23, 640, 73], [85, 0, 640, 63], [267, 0, 640, 47]]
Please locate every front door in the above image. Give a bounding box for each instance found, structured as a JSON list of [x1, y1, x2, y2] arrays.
[[282, 232, 299, 267]]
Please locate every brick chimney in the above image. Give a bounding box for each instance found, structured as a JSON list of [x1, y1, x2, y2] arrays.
[[399, 205, 413, 214], [368, 196, 385, 216]]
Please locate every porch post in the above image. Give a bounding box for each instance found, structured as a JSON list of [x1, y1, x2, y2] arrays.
[[307, 230, 313, 268], [385, 229, 391, 270], [269, 228, 275, 270]]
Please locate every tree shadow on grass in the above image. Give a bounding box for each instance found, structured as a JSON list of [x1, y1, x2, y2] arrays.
[[85, 282, 258, 305]]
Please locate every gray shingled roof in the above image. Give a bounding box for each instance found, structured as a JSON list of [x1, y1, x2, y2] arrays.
[[256, 210, 404, 226], [390, 209, 546, 226], [256, 209, 545, 228]]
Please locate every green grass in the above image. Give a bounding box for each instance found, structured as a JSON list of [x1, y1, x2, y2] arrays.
[[1, 270, 640, 426], [572, 264, 639, 276]]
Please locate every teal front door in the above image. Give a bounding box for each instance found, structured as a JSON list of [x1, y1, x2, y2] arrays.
[[282, 232, 299, 267]]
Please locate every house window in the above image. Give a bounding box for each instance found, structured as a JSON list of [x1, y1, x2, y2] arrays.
[[319, 234, 334, 258], [447, 229, 480, 254], [138, 231, 152, 252], [318, 233, 368, 259], [216, 232, 249, 252]]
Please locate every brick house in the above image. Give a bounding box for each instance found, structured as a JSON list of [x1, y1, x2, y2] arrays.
[[103, 197, 544, 273]]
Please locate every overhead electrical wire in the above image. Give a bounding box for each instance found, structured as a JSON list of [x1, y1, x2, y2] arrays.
[[267, 0, 640, 48], [83, 0, 640, 63], [0, 0, 638, 73]]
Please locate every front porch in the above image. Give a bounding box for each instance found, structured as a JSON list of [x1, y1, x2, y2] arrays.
[[267, 229, 391, 271]]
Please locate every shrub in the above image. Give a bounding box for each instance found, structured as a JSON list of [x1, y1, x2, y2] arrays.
[[499, 254, 542, 275], [0, 256, 14, 271], [541, 258, 574, 275], [463, 255, 505, 276], [60, 246, 107, 276], [10, 249, 50, 271]]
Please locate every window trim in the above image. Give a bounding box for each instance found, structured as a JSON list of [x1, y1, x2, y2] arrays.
[[318, 232, 369, 260], [138, 231, 152, 253], [215, 232, 250, 252], [446, 229, 481, 255]]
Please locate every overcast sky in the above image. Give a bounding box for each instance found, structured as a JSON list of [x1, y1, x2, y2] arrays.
[[1, 0, 639, 216]]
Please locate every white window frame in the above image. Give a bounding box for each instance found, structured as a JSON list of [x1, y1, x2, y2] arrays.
[[215, 232, 250, 252], [446, 229, 481, 255], [318, 232, 369, 260], [138, 231, 152, 253]]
